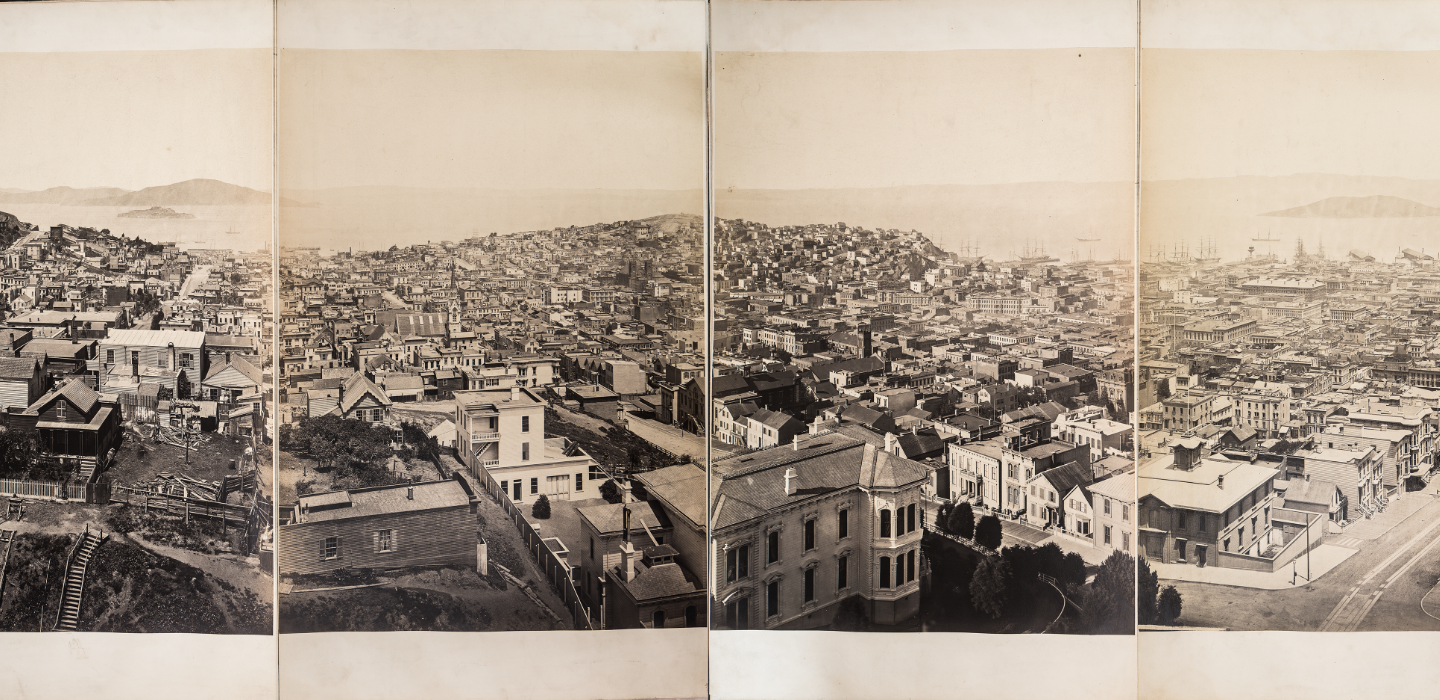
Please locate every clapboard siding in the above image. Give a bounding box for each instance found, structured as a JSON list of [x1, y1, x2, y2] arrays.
[[308, 396, 340, 417], [0, 379, 32, 411], [277, 505, 476, 576]]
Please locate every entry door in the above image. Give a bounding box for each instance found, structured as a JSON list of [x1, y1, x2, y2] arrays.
[[1144, 533, 1163, 559]]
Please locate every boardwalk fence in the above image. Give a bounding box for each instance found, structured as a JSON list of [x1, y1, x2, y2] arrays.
[[472, 463, 595, 630], [0, 475, 97, 504]]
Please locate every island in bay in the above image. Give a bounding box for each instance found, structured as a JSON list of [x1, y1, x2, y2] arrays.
[[117, 206, 195, 219]]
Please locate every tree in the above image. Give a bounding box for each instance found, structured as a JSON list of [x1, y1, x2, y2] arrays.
[[0, 428, 43, 479], [531, 494, 552, 519], [599, 479, 622, 504], [974, 514, 1003, 550], [1059, 551, 1089, 591], [1158, 585, 1184, 626], [950, 501, 976, 540], [969, 555, 1011, 619], [1080, 550, 1136, 634], [1138, 557, 1160, 625], [1155, 379, 1172, 401]]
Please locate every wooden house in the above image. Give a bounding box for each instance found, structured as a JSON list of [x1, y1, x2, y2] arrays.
[[276, 475, 480, 576], [0, 357, 45, 411], [22, 378, 123, 474]]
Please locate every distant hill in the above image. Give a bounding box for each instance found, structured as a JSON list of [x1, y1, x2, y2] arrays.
[[85, 178, 271, 207], [0, 186, 131, 205], [1260, 194, 1440, 218]]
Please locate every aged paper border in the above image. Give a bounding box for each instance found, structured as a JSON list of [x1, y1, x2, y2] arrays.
[[1137, 2, 1440, 699], [275, 2, 711, 700], [0, 3, 279, 700]]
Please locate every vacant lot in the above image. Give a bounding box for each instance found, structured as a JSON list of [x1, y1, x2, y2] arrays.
[[109, 433, 262, 498], [280, 566, 561, 633], [0, 531, 270, 634]]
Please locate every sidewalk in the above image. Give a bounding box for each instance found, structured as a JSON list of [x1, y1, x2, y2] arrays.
[[1342, 491, 1434, 541], [1154, 544, 1356, 590]]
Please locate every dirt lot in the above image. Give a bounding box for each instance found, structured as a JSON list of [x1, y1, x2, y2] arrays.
[[277, 451, 439, 505], [280, 565, 562, 633], [107, 433, 267, 502], [0, 530, 271, 634]]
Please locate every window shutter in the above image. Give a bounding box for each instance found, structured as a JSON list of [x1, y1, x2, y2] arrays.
[[320, 540, 326, 561], [391, 529, 398, 552], [373, 531, 381, 553], [335, 536, 341, 559]]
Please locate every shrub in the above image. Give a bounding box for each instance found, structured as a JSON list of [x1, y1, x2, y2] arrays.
[[969, 555, 1011, 619], [974, 514, 1003, 550], [1158, 585, 1184, 626], [599, 479, 621, 504], [531, 494, 551, 520], [951, 502, 976, 540]]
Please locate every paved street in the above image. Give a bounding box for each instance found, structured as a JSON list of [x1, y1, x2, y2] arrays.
[[1165, 490, 1440, 631]]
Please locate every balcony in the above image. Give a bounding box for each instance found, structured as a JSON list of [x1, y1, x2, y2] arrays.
[[471, 432, 500, 442], [478, 459, 499, 468]]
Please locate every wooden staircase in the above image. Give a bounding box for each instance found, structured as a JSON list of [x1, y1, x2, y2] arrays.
[[54, 528, 103, 631]]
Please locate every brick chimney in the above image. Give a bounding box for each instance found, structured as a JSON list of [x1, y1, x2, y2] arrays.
[[884, 432, 898, 455], [784, 467, 797, 495], [511, 385, 520, 402]]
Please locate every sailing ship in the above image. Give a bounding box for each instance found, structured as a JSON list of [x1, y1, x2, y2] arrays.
[[1018, 238, 1058, 264]]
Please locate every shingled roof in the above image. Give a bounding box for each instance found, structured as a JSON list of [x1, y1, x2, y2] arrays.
[[711, 434, 928, 531]]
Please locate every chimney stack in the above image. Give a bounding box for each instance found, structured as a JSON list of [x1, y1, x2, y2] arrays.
[[784, 467, 797, 496], [406, 486, 414, 500], [792, 435, 800, 451], [620, 539, 636, 582], [884, 432, 898, 455], [511, 386, 520, 401], [1217, 474, 1224, 489]]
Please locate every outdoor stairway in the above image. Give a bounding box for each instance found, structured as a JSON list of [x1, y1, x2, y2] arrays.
[[54, 529, 103, 631]]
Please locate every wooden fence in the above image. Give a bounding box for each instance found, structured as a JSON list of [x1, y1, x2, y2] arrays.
[[114, 486, 252, 528], [0, 477, 93, 503], [472, 464, 595, 631]]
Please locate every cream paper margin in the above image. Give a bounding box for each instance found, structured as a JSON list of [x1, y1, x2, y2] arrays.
[[0, 3, 279, 700], [710, 2, 1139, 700], [1138, 1, 1440, 699], [275, 2, 710, 700]]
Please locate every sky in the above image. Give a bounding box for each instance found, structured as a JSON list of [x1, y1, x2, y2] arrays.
[[277, 49, 704, 193], [0, 49, 273, 192], [1141, 49, 1440, 181], [714, 48, 1137, 191]]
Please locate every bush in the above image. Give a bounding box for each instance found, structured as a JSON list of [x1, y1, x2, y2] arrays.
[[974, 514, 1003, 550], [969, 555, 1011, 619], [951, 502, 975, 540], [531, 494, 551, 520], [599, 479, 621, 504], [1158, 585, 1183, 626], [1138, 557, 1160, 625]]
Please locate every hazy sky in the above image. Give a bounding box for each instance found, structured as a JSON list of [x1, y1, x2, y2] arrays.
[[1142, 49, 1440, 181], [0, 49, 273, 192], [278, 49, 704, 192], [714, 49, 1137, 190]]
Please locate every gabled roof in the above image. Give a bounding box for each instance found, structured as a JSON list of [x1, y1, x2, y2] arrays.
[[1032, 460, 1093, 497], [203, 355, 262, 386], [0, 357, 38, 380], [28, 378, 100, 416], [340, 372, 392, 413]]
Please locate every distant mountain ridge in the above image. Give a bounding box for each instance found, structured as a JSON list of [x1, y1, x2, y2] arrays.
[[0, 179, 277, 206], [1260, 194, 1440, 218]]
